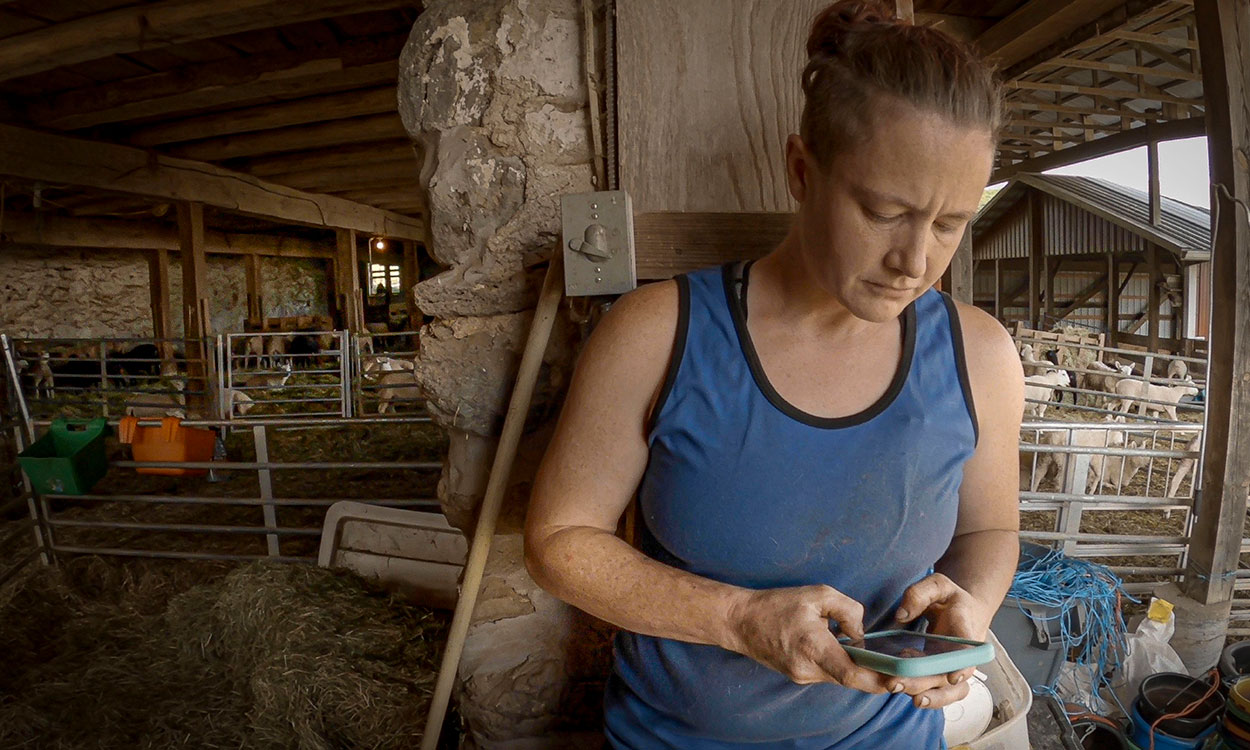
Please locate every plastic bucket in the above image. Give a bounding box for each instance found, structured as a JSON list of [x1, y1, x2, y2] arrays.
[[1129, 698, 1218, 750]]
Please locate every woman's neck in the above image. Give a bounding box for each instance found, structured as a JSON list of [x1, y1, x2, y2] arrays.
[[750, 229, 877, 337]]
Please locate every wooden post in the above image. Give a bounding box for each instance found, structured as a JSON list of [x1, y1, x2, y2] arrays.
[[335, 229, 362, 333], [1106, 253, 1119, 346], [1183, 0, 1250, 607], [1148, 138, 1162, 226], [245, 253, 264, 328], [994, 259, 1003, 320], [402, 240, 421, 330], [1028, 192, 1044, 329], [1148, 245, 1161, 354], [177, 202, 210, 406], [894, 0, 913, 23], [148, 248, 172, 357], [1045, 257, 1059, 327], [950, 229, 973, 304]]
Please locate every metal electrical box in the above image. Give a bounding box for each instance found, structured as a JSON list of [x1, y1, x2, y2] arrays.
[[560, 190, 636, 297]]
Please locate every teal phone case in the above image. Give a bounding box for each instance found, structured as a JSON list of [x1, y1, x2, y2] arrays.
[[837, 630, 995, 677]]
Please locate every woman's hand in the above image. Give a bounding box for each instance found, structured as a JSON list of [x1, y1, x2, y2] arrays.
[[725, 585, 893, 694], [889, 573, 996, 709]]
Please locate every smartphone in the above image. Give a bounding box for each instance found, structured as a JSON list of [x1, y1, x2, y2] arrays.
[[837, 630, 995, 678]]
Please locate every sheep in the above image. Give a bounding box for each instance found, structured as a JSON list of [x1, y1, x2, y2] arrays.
[[1167, 359, 1189, 380], [31, 351, 54, 399], [227, 389, 256, 417], [362, 355, 415, 380], [1082, 361, 1133, 405], [239, 335, 266, 369], [1030, 423, 1125, 493], [1023, 370, 1071, 418], [1088, 439, 1152, 494], [263, 335, 289, 368], [1019, 344, 1052, 377], [1113, 377, 1200, 420], [241, 361, 292, 390], [1166, 434, 1202, 498], [376, 369, 422, 414]]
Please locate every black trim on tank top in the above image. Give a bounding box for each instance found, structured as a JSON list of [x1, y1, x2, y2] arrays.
[[721, 261, 916, 429], [646, 274, 691, 434], [939, 292, 980, 446]]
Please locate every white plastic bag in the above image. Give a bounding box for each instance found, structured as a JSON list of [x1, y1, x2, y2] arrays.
[[1110, 598, 1187, 716]]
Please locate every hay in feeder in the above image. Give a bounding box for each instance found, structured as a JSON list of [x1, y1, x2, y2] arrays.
[[0, 558, 450, 750]]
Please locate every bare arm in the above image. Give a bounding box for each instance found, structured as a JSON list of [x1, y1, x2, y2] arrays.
[[525, 281, 889, 692], [893, 302, 1024, 707]]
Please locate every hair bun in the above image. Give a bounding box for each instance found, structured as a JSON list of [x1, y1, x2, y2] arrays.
[[807, 0, 899, 59]]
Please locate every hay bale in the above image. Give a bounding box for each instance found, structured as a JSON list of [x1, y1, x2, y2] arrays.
[[0, 559, 448, 750]]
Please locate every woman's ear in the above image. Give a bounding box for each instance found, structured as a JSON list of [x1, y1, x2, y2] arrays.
[[785, 134, 812, 203]]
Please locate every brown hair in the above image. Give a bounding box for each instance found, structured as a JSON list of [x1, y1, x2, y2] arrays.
[[800, 0, 1002, 165]]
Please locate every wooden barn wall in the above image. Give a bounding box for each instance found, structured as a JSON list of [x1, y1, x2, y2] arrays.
[[617, 0, 825, 213], [974, 200, 1029, 260], [0, 246, 328, 339]]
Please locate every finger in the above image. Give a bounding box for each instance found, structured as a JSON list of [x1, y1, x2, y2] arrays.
[[946, 667, 975, 686], [895, 574, 956, 623], [888, 675, 950, 697], [809, 635, 889, 694], [912, 680, 970, 709], [814, 586, 866, 639]]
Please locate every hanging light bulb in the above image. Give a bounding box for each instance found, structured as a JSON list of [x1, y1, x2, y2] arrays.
[[374, 238, 386, 251]]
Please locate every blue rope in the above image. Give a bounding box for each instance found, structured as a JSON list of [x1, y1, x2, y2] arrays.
[[1008, 547, 1138, 716]]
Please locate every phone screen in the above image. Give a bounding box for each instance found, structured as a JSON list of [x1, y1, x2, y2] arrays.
[[842, 632, 978, 659]]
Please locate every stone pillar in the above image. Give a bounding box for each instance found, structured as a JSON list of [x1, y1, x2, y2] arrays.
[[399, 1, 611, 747]]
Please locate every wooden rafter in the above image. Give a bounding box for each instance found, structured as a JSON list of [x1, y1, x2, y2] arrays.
[[0, 211, 336, 258], [25, 34, 407, 130], [0, 0, 418, 83], [975, 0, 1124, 69], [992, 117, 1207, 182], [0, 123, 424, 239], [128, 87, 398, 147], [167, 114, 407, 161]]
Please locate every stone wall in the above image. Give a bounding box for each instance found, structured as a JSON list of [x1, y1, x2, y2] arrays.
[[0, 245, 329, 340], [399, 1, 611, 747]]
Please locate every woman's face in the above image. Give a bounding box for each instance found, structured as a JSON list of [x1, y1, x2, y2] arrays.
[[786, 99, 995, 322]]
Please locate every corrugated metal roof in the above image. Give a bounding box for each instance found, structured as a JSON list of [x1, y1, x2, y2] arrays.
[[973, 174, 1211, 262]]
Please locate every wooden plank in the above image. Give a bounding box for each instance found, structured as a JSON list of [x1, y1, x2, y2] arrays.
[[402, 240, 420, 328], [1107, 254, 1119, 344], [148, 248, 172, 348], [168, 113, 407, 161], [0, 123, 424, 239], [1037, 56, 1203, 81], [0, 0, 417, 83], [1045, 257, 1058, 324], [335, 229, 363, 332], [1148, 138, 1162, 224], [1054, 272, 1108, 321], [1029, 192, 1043, 328], [273, 160, 420, 194], [27, 35, 405, 130], [994, 259, 1003, 319], [1148, 245, 1161, 352], [129, 87, 398, 146], [234, 140, 415, 178], [0, 211, 335, 258], [245, 253, 264, 327], [178, 202, 209, 406], [633, 212, 791, 279], [618, 0, 824, 213], [974, 0, 1124, 68], [1005, 79, 1201, 107]]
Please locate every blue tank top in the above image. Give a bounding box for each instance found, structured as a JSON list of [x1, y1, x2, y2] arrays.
[[604, 262, 979, 749]]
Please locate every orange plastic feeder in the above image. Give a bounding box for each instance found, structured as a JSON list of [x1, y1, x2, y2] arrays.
[[117, 416, 217, 476]]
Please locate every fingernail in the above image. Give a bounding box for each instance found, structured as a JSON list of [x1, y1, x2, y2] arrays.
[[891, 683, 905, 694], [952, 673, 965, 684], [920, 696, 931, 707], [896, 609, 908, 620]]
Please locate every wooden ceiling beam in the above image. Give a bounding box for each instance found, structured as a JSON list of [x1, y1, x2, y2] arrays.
[[0, 211, 335, 258], [975, 0, 1125, 68], [991, 116, 1206, 182], [1102, 28, 1199, 49], [233, 140, 415, 178], [914, 12, 993, 41], [999, 0, 1183, 81], [1006, 79, 1202, 107], [274, 161, 419, 193], [1036, 56, 1202, 81], [165, 113, 407, 161], [1004, 98, 1165, 120], [0, 123, 425, 239], [128, 87, 398, 146], [28, 31, 405, 130], [0, 0, 419, 83]]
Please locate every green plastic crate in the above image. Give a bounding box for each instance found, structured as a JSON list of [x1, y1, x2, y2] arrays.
[[18, 418, 111, 495]]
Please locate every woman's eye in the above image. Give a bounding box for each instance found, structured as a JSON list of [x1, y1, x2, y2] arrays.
[[868, 210, 900, 223]]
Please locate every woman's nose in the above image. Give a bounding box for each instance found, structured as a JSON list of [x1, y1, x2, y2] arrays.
[[886, 226, 927, 280]]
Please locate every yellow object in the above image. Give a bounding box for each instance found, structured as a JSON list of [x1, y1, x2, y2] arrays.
[[1233, 678, 1250, 715], [1148, 598, 1175, 623]]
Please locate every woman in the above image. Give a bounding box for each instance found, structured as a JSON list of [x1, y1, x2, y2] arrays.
[[525, 2, 1024, 747]]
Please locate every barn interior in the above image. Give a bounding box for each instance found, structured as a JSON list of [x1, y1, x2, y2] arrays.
[[1, 0, 1248, 748]]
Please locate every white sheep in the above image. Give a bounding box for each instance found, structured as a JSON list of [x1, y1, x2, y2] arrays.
[[1082, 361, 1133, 406], [1113, 377, 1200, 420], [1089, 439, 1151, 493], [362, 355, 415, 380], [241, 361, 292, 390], [1167, 359, 1189, 380], [32, 351, 54, 399], [263, 335, 289, 368], [376, 369, 422, 414], [1023, 370, 1071, 418], [1019, 343, 1052, 377], [1166, 434, 1202, 498], [228, 389, 256, 417]]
